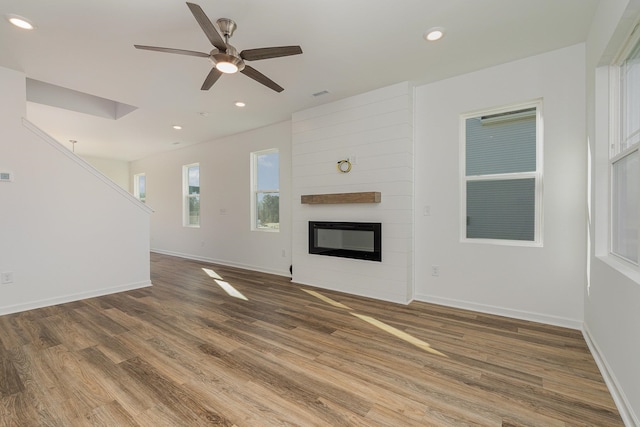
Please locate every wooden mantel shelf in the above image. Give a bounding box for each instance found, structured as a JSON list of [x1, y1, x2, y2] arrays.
[[301, 192, 381, 204]]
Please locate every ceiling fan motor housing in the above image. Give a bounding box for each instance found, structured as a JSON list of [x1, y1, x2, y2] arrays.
[[216, 18, 237, 38], [209, 46, 245, 72]]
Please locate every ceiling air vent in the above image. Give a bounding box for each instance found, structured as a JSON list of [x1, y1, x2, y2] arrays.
[[0, 172, 14, 182]]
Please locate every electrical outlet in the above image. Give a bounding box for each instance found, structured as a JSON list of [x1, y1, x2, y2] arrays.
[[281, 249, 286, 257], [1, 271, 14, 284], [431, 266, 439, 277]]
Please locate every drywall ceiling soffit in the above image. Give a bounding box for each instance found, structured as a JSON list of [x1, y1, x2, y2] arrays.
[[26, 78, 137, 120]]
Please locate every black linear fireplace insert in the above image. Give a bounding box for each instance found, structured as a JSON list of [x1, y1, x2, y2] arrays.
[[309, 221, 382, 262]]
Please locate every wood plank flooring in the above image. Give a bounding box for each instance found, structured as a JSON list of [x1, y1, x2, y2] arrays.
[[0, 253, 623, 426]]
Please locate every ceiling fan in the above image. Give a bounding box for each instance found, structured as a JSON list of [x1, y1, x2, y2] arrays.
[[134, 2, 302, 92]]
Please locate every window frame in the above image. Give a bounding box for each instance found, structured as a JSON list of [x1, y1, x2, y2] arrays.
[[459, 99, 544, 247], [182, 163, 200, 228], [250, 148, 280, 232], [133, 172, 146, 203], [609, 27, 640, 266]]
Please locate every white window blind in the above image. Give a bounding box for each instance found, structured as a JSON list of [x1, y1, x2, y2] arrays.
[[612, 152, 639, 262], [621, 38, 640, 152], [462, 103, 542, 244], [610, 34, 640, 263]]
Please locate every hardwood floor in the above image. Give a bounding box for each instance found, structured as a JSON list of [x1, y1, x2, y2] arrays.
[[0, 253, 623, 426]]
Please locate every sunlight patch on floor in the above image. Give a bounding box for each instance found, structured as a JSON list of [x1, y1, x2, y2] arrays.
[[214, 280, 248, 301], [350, 312, 448, 357], [302, 289, 352, 309], [202, 268, 248, 300], [302, 288, 446, 357], [202, 268, 223, 280]]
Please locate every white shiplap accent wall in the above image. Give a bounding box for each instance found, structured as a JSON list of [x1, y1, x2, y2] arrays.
[[291, 82, 414, 304]]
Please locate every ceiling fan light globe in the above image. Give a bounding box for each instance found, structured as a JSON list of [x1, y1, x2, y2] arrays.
[[212, 53, 244, 74], [216, 61, 239, 73]]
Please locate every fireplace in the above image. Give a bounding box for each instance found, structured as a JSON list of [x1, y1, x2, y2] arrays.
[[309, 221, 382, 262]]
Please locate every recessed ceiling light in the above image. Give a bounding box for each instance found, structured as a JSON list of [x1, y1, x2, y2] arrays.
[[172, 125, 182, 130], [235, 101, 246, 107], [424, 27, 445, 42], [6, 14, 35, 30]]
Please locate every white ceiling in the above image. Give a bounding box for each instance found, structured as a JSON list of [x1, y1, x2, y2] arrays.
[[0, 0, 599, 161]]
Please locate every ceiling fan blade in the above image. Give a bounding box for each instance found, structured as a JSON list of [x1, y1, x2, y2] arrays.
[[240, 65, 284, 92], [186, 2, 227, 51], [240, 46, 303, 61], [201, 67, 223, 90], [134, 45, 210, 58]]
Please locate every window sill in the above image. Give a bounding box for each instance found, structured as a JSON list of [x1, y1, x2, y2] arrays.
[[461, 237, 542, 248], [596, 254, 640, 284]]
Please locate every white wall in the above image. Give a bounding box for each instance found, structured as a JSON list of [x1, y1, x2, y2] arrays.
[[414, 44, 587, 329], [130, 121, 292, 277], [0, 66, 152, 315], [291, 82, 414, 304], [82, 155, 130, 191], [586, 0, 640, 424]]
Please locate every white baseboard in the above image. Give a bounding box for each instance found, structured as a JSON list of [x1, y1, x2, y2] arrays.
[[151, 248, 291, 278], [414, 293, 582, 330], [0, 280, 152, 316], [583, 326, 639, 427]]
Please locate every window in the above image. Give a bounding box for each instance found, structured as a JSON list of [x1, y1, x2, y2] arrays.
[[461, 101, 543, 245], [183, 163, 200, 227], [251, 149, 279, 231], [611, 35, 640, 263], [133, 173, 146, 203]]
